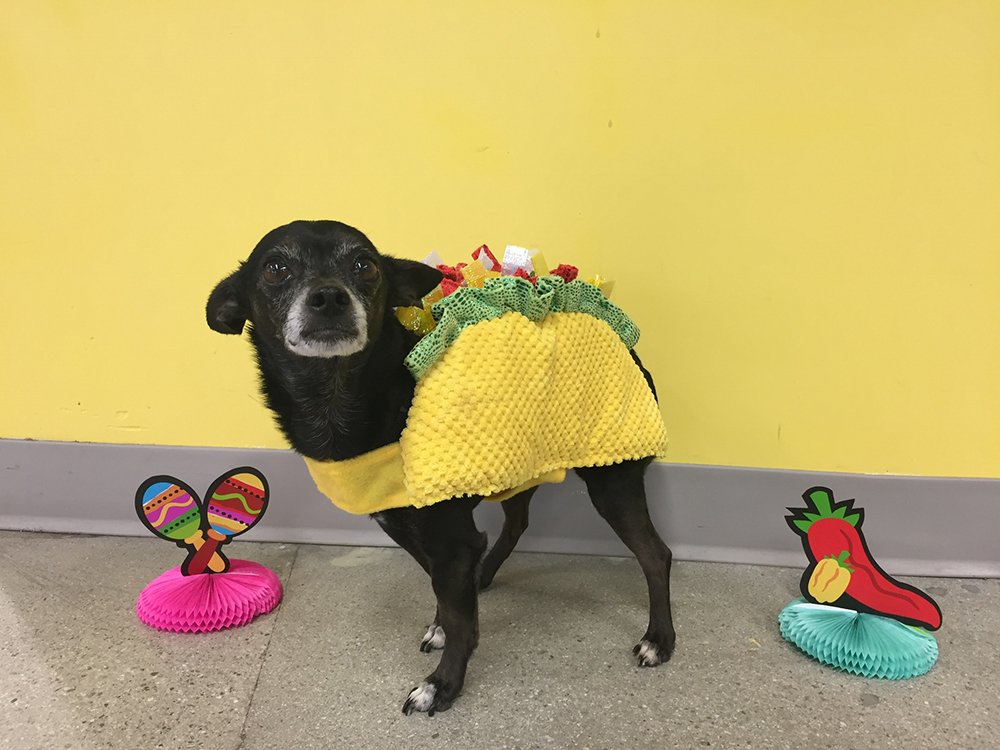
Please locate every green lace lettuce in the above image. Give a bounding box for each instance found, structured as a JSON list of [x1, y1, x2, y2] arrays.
[[404, 275, 640, 380]]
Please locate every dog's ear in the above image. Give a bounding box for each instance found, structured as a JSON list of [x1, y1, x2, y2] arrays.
[[383, 257, 444, 307], [206, 271, 249, 335]]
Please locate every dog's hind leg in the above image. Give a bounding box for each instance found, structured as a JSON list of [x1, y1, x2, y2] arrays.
[[373, 510, 447, 653], [479, 488, 536, 590], [575, 459, 676, 666], [401, 498, 486, 715]]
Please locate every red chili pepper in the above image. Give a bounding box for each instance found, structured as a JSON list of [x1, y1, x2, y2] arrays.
[[786, 487, 942, 630]]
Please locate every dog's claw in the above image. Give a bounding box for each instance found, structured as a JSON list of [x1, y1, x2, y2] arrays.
[[419, 624, 446, 653], [402, 680, 446, 716], [633, 637, 674, 667]]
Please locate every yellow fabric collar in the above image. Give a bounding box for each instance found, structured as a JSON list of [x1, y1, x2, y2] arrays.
[[304, 447, 565, 515], [304, 443, 409, 515]]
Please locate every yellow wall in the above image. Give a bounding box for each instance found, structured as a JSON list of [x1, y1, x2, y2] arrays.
[[2, 1, 998, 477]]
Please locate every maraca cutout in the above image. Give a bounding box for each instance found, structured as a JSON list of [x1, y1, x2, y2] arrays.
[[136, 476, 228, 573], [185, 470, 269, 575], [135, 467, 269, 576], [138, 479, 201, 538]]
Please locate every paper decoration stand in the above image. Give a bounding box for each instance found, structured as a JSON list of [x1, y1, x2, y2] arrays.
[[134, 468, 282, 633], [779, 486, 942, 679]]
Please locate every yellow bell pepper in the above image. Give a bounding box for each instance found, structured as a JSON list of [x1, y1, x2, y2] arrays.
[[807, 551, 853, 603]]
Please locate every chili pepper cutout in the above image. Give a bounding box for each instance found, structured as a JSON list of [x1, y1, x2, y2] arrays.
[[786, 486, 942, 631]]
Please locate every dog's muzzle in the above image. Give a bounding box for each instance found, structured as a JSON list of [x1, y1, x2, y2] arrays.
[[283, 283, 368, 357]]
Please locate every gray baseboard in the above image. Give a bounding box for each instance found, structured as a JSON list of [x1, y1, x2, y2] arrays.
[[1, 439, 997, 577]]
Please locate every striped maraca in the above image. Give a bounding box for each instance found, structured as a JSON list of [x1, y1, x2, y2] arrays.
[[183, 468, 269, 575], [135, 477, 228, 573]]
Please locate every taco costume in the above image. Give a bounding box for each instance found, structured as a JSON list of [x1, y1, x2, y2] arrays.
[[305, 275, 667, 514]]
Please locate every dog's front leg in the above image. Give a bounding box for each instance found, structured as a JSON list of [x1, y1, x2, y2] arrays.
[[401, 498, 486, 716], [373, 510, 445, 652]]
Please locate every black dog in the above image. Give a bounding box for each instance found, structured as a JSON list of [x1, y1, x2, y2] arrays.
[[207, 220, 675, 715]]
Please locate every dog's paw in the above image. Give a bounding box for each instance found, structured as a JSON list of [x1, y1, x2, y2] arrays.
[[633, 636, 674, 667], [420, 624, 446, 653], [402, 680, 453, 716]]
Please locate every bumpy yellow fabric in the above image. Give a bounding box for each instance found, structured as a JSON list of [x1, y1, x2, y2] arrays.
[[305, 310, 667, 514]]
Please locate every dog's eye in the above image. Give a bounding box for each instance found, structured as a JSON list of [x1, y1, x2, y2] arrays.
[[262, 259, 290, 284], [354, 257, 379, 282]]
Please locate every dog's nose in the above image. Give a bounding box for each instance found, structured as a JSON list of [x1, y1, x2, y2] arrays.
[[306, 286, 352, 314]]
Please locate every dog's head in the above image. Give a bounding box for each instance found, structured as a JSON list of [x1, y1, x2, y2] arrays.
[[207, 221, 442, 357]]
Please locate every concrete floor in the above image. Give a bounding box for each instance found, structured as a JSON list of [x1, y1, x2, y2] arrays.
[[0, 531, 997, 750]]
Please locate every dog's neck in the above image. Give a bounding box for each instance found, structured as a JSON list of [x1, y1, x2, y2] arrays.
[[249, 319, 417, 461]]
